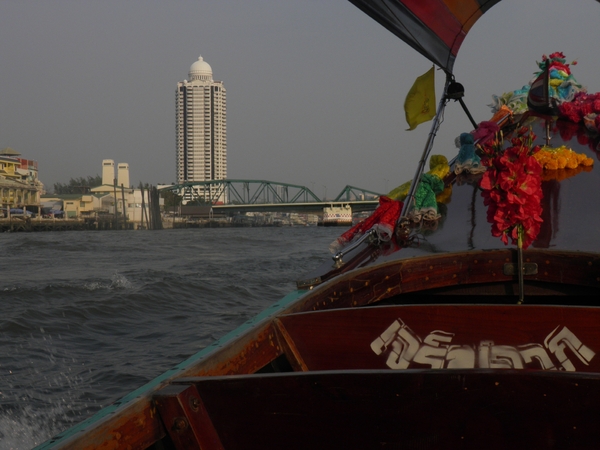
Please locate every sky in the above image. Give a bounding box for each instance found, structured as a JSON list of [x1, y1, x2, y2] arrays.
[[1, 0, 599, 199]]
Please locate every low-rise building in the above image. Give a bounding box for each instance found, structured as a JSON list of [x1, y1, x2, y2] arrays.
[[0, 147, 44, 213], [42, 160, 156, 226], [40, 193, 98, 218]]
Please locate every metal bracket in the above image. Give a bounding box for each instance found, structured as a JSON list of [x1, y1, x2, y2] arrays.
[[296, 276, 322, 290], [503, 263, 538, 276], [332, 228, 378, 268]]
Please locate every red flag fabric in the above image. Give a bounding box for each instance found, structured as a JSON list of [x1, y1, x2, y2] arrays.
[[329, 196, 403, 254]]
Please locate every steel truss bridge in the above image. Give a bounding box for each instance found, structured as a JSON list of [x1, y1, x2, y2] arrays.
[[160, 180, 382, 214]]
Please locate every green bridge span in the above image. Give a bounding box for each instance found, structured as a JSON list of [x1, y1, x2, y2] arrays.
[[160, 180, 382, 213]]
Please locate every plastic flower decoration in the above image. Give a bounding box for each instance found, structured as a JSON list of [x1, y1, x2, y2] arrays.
[[534, 145, 594, 170], [537, 52, 583, 104], [489, 52, 586, 118], [479, 127, 543, 249], [558, 92, 600, 133]]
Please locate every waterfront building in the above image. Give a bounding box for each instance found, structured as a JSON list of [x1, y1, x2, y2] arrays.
[[40, 193, 96, 218], [90, 160, 152, 223], [0, 147, 43, 213], [42, 160, 154, 226], [176, 56, 227, 202]]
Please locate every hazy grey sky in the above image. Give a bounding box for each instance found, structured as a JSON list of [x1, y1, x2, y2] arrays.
[[1, 0, 599, 198]]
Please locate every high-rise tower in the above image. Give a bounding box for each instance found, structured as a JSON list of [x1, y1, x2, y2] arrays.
[[176, 56, 227, 186]]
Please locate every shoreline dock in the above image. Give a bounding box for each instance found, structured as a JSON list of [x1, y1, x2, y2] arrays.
[[0, 217, 329, 232], [0, 217, 137, 232]]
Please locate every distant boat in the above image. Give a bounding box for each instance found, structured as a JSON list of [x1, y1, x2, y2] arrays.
[[322, 204, 353, 226], [9, 208, 33, 216]]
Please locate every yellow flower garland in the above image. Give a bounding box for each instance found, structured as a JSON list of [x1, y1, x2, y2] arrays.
[[533, 145, 594, 170]]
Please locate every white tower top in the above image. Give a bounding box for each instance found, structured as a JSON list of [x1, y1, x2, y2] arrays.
[[117, 163, 130, 188], [189, 56, 213, 82], [102, 159, 115, 186]]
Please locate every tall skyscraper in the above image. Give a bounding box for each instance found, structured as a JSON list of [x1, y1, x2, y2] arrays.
[[176, 56, 227, 186]]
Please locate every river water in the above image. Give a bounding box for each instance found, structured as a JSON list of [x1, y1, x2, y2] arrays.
[[0, 226, 341, 449]]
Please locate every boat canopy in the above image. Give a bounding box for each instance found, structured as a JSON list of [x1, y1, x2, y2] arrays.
[[348, 0, 600, 74]]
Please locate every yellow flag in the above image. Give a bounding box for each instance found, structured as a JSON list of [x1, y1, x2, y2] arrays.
[[404, 66, 436, 130]]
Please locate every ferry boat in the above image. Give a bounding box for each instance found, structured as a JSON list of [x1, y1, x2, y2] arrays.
[[322, 204, 353, 226], [36, 0, 600, 448]]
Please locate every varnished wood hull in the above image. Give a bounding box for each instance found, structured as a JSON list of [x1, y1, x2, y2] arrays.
[[276, 305, 600, 372], [156, 370, 600, 450]]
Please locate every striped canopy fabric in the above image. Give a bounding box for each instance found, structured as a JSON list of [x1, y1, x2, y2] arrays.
[[348, 0, 502, 74]]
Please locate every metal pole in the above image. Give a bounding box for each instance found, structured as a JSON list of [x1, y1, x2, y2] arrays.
[[458, 97, 478, 130], [121, 184, 127, 229], [399, 72, 452, 220], [517, 246, 525, 304], [139, 182, 145, 230], [148, 185, 153, 230], [113, 178, 118, 229]]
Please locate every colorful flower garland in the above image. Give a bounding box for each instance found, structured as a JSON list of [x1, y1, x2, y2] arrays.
[[489, 52, 584, 116], [534, 145, 594, 170], [479, 128, 543, 249], [558, 91, 600, 133]]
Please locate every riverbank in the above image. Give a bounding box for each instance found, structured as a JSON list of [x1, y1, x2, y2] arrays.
[[0, 217, 332, 232], [0, 217, 140, 232]]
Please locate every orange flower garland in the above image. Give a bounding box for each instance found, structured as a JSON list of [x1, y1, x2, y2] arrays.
[[533, 145, 594, 170]]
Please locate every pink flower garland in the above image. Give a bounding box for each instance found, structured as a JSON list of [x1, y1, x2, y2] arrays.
[[479, 128, 544, 249], [558, 92, 600, 133]]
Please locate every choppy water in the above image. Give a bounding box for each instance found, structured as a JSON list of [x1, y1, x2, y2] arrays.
[[0, 227, 340, 449]]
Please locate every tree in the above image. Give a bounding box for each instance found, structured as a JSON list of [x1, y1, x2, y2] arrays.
[[53, 175, 103, 194], [161, 189, 183, 207]]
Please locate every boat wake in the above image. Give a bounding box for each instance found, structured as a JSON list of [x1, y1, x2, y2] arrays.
[[108, 272, 133, 290], [0, 405, 64, 450]]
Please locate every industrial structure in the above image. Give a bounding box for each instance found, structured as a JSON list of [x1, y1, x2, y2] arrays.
[[41, 159, 160, 229], [176, 56, 227, 202]]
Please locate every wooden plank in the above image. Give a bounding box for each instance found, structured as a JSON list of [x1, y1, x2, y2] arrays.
[[191, 321, 283, 376], [272, 318, 308, 371], [277, 305, 600, 372], [183, 370, 600, 449], [153, 384, 224, 450]]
